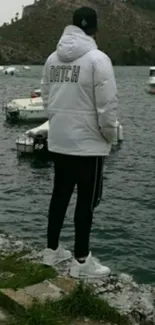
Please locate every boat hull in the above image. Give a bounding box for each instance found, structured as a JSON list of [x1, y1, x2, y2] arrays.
[[4, 97, 46, 122], [16, 135, 50, 159], [16, 136, 34, 153], [6, 109, 47, 122], [147, 70, 155, 94]]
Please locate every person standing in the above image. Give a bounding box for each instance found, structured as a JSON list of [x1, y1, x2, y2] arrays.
[[41, 6, 118, 278]]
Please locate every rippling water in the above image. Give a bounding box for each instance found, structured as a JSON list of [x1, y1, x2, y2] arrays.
[[0, 66, 155, 284]]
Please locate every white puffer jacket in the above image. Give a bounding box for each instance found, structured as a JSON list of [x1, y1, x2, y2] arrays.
[[41, 25, 118, 156]]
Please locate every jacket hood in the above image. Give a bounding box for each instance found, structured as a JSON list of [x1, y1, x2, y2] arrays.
[[56, 25, 97, 62]]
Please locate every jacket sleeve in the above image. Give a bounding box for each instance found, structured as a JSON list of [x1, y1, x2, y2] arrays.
[[41, 57, 50, 118], [94, 54, 118, 143]]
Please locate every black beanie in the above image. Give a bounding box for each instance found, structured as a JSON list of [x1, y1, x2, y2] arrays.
[[73, 7, 98, 36]]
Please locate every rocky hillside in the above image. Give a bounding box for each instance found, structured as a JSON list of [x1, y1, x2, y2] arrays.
[[0, 0, 155, 65]]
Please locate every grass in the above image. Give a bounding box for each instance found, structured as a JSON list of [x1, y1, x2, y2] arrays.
[[7, 283, 131, 325], [0, 252, 57, 290], [0, 253, 131, 325]]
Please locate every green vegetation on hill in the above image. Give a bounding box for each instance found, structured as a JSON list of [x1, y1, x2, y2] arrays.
[[130, 0, 155, 10], [0, 0, 155, 65]]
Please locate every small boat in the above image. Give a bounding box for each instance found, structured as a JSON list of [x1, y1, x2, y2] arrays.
[[4, 97, 46, 122], [3, 66, 19, 76], [3, 88, 45, 122], [23, 66, 31, 70], [16, 121, 49, 154], [146, 67, 155, 94], [16, 120, 123, 156]]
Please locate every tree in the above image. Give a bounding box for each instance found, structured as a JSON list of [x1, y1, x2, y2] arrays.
[[15, 13, 19, 21], [2, 23, 7, 28]]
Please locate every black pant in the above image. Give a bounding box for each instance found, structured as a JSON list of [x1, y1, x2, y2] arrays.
[[48, 153, 105, 258]]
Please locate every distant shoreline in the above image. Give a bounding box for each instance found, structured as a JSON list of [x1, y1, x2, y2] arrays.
[[0, 62, 153, 67]]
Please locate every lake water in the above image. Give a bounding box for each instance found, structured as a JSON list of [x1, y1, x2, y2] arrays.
[[0, 66, 154, 284]]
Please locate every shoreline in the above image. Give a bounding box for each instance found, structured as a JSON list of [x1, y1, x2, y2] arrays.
[[0, 233, 155, 325], [0, 63, 153, 67]]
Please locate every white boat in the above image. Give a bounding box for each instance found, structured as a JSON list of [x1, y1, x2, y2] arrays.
[[16, 120, 123, 156], [3, 67, 19, 76], [23, 66, 31, 70], [146, 67, 155, 94], [3, 88, 44, 122], [16, 121, 48, 154], [0, 66, 4, 71], [4, 97, 46, 122]]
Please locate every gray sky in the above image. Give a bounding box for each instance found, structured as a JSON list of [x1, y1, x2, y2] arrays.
[[0, 0, 33, 26]]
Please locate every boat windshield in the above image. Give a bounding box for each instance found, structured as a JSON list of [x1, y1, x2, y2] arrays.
[[150, 69, 155, 77]]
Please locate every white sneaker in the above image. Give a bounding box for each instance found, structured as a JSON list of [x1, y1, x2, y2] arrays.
[[70, 252, 111, 278], [43, 246, 72, 266]]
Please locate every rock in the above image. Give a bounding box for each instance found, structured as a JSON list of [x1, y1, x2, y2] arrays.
[[0, 238, 10, 251], [0, 234, 6, 239], [0, 308, 7, 321], [95, 280, 105, 287], [135, 294, 155, 318], [84, 279, 102, 286], [0, 281, 64, 310], [14, 240, 24, 251], [20, 249, 42, 261], [131, 282, 139, 289], [115, 282, 124, 290], [95, 287, 107, 294], [0, 233, 31, 256], [109, 275, 119, 284], [24, 280, 64, 302], [52, 276, 77, 293], [118, 273, 133, 284], [0, 288, 33, 310], [84, 317, 90, 322], [8, 235, 15, 240], [55, 260, 71, 275], [100, 281, 155, 324], [106, 284, 115, 292]]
